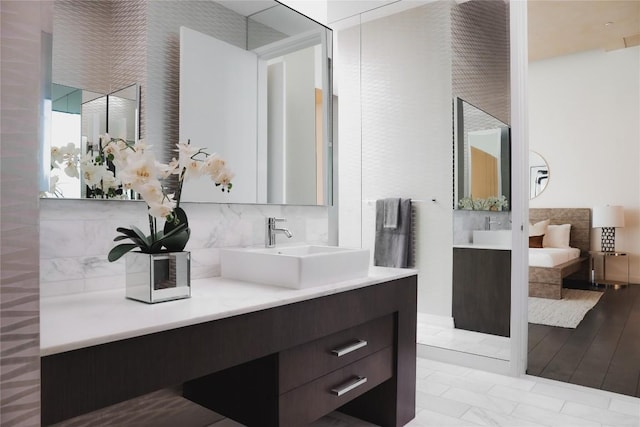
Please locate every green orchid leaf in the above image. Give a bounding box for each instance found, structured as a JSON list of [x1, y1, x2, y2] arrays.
[[113, 227, 147, 247], [107, 243, 138, 262], [115, 227, 140, 239], [165, 207, 189, 231], [161, 207, 190, 252], [130, 225, 152, 249], [162, 227, 191, 252]]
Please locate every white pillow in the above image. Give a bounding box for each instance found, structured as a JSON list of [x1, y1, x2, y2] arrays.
[[529, 219, 549, 237], [543, 224, 571, 248]]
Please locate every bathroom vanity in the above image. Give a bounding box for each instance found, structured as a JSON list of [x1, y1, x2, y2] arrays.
[[40, 269, 417, 426], [452, 246, 511, 337]]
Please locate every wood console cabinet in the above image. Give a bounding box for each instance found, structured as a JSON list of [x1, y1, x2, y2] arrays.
[[41, 276, 417, 426], [452, 248, 510, 337]]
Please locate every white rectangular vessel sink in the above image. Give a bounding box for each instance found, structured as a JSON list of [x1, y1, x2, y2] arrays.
[[472, 230, 511, 247], [220, 245, 370, 289]]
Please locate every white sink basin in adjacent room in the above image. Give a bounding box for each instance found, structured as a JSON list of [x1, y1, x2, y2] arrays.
[[472, 230, 511, 248], [220, 245, 371, 289]]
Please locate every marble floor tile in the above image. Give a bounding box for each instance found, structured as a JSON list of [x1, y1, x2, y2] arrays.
[[426, 371, 495, 394], [417, 322, 510, 360], [406, 408, 481, 426], [466, 369, 537, 392], [488, 384, 565, 412], [460, 406, 547, 427], [511, 403, 601, 427], [415, 390, 472, 418], [416, 375, 450, 396], [530, 380, 612, 409], [561, 401, 640, 426], [441, 387, 518, 415], [609, 398, 640, 417]]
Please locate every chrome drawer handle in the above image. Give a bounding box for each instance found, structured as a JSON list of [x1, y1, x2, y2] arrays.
[[331, 376, 367, 397], [331, 339, 367, 357]]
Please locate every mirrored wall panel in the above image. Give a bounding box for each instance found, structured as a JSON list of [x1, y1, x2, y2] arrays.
[[180, 2, 333, 205], [45, 83, 138, 199], [454, 98, 511, 211], [44, 0, 333, 205]]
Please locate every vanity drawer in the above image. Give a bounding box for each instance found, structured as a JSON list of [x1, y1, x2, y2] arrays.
[[279, 314, 394, 393], [279, 346, 393, 426]]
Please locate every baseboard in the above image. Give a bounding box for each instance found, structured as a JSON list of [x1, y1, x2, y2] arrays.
[[417, 344, 511, 375]]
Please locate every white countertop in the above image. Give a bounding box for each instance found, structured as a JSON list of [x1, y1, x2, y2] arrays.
[[40, 267, 416, 357], [453, 243, 512, 250]]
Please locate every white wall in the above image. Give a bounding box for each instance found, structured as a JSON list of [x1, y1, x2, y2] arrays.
[[338, 2, 454, 317], [179, 27, 258, 203], [529, 47, 640, 283], [285, 47, 317, 205]]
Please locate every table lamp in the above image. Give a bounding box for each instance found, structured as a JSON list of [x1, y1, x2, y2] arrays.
[[593, 205, 624, 252]]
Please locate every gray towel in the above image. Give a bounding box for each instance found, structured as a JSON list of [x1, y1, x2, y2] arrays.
[[374, 198, 412, 268], [383, 198, 400, 229]]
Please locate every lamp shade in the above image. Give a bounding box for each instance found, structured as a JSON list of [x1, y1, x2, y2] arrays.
[[593, 205, 625, 228]]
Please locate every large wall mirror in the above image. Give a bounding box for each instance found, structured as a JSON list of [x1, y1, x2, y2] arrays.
[[43, 0, 333, 206], [46, 83, 139, 199], [454, 97, 511, 210], [180, 2, 332, 205]]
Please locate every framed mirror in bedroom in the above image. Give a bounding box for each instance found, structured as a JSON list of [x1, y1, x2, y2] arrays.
[[529, 151, 549, 199]]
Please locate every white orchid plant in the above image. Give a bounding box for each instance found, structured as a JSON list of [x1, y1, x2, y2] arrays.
[[47, 143, 81, 197], [106, 136, 233, 262], [458, 195, 509, 211], [48, 139, 125, 199]]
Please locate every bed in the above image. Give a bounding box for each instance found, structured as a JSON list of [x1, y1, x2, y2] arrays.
[[529, 208, 591, 299]]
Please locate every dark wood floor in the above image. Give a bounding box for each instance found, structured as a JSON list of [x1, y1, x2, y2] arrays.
[[527, 283, 640, 398]]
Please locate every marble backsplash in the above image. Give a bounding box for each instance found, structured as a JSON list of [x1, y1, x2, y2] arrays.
[[40, 199, 329, 297], [453, 209, 512, 245]]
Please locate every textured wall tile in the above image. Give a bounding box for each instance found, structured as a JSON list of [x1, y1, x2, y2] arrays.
[[452, 0, 510, 124], [338, 0, 510, 316], [358, 2, 454, 316], [53, 0, 112, 93], [1, 1, 46, 424]]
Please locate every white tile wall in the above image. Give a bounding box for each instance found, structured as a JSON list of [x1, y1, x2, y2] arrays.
[[338, 1, 454, 318]]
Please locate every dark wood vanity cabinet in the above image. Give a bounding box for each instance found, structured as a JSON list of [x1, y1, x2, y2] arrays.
[[185, 315, 395, 426], [452, 248, 511, 337], [41, 276, 417, 426]]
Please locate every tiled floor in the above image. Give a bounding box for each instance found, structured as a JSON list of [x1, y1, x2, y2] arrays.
[[212, 357, 640, 426], [417, 315, 510, 360], [407, 358, 640, 426]]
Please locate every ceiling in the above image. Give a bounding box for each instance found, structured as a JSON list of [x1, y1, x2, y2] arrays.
[[216, 1, 275, 16], [528, 0, 640, 62], [215, 0, 639, 61]]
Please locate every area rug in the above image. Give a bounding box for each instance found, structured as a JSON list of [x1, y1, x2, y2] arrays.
[[528, 289, 604, 328]]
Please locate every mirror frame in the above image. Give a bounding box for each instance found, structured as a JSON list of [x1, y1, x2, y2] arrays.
[[454, 97, 511, 210], [529, 150, 549, 199]]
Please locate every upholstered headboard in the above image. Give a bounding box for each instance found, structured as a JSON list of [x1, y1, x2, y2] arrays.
[[529, 208, 591, 255]]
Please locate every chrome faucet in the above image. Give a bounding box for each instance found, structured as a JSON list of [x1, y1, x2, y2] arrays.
[[265, 217, 293, 248], [485, 216, 501, 231]]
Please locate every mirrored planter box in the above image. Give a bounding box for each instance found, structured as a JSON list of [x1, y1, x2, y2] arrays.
[[125, 251, 191, 303]]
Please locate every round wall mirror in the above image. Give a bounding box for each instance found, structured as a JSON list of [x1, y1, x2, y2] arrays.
[[529, 151, 549, 199]]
